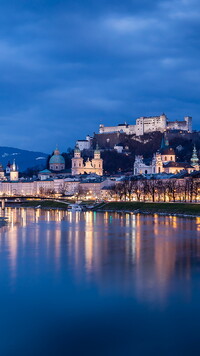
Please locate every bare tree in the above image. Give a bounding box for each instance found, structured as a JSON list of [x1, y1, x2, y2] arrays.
[[132, 180, 143, 201], [146, 178, 158, 202], [58, 183, 67, 196], [115, 182, 126, 201]]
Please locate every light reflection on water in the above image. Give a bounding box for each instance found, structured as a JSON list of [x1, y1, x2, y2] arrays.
[[0, 208, 199, 294], [0, 208, 200, 355]]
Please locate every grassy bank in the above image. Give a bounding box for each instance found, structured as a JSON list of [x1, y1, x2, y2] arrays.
[[22, 200, 69, 209], [96, 202, 200, 216]]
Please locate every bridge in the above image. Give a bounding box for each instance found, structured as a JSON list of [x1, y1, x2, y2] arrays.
[[0, 196, 70, 210]]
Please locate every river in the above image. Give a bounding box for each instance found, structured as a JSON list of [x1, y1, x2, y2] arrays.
[[0, 208, 200, 355]]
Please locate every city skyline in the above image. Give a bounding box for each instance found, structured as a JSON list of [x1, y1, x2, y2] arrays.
[[0, 0, 200, 152]]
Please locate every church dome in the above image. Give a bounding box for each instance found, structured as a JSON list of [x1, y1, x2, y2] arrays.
[[74, 147, 80, 153], [49, 155, 65, 164], [49, 148, 65, 165]]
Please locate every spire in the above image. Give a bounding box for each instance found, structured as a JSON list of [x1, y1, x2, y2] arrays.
[[54, 145, 60, 155], [191, 145, 199, 167], [12, 159, 17, 172], [160, 136, 166, 150], [160, 133, 169, 151]]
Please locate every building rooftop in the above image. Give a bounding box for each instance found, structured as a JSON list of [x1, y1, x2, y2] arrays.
[[164, 162, 193, 168], [161, 147, 175, 155]]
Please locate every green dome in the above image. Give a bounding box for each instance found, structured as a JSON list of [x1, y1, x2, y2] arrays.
[[49, 148, 65, 165], [74, 147, 80, 153], [49, 155, 65, 164]]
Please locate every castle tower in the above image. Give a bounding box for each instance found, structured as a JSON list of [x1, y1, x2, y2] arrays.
[[71, 146, 84, 175], [159, 113, 167, 131], [10, 159, 19, 181], [184, 116, 192, 133], [191, 145, 199, 170]]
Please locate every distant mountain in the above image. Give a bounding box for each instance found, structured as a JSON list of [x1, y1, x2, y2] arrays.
[[0, 147, 48, 172]]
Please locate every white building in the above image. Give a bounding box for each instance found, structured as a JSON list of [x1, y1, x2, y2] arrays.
[[99, 114, 192, 136], [134, 138, 195, 176], [76, 135, 92, 151], [114, 144, 124, 153], [0, 176, 115, 199]]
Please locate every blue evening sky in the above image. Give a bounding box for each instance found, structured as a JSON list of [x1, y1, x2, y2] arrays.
[[0, 0, 199, 153]]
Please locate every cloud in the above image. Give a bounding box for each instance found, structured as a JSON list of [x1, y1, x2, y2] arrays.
[[0, 0, 199, 152], [103, 16, 158, 33]]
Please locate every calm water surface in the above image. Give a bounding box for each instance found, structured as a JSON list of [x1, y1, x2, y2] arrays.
[[0, 208, 200, 355]]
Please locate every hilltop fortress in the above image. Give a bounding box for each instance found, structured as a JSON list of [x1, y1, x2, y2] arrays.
[[99, 114, 192, 136]]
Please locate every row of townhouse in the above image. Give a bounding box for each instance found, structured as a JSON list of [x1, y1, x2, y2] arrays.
[[0, 177, 115, 198], [0, 179, 54, 196]]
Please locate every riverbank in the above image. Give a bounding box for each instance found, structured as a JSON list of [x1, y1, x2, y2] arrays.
[[95, 202, 200, 217], [7, 200, 200, 217]]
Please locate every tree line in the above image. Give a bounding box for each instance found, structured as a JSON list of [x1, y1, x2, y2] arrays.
[[107, 177, 200, 203]]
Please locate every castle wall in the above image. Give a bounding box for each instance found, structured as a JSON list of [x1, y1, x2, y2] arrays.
[[166, 117, 192, 132], [99, 124, 127, 134], [99, 115, 192, 137]]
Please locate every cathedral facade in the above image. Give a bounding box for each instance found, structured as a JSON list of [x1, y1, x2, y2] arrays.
[[71, 146, 103, 176]]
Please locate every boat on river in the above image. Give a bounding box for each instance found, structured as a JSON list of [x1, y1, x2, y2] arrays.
[[68, 204, 83, 212], [0, 217, 8, 226]]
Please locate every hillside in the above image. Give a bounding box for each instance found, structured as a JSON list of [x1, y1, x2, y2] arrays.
[[0, 147, 48, 172], [92, 131, 200, 173], [94, 131, 163, 158], [94, 131, 200, 158]]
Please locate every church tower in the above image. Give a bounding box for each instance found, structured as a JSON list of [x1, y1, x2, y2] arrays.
[[191, 145, 199, 170], [71, 146, 84, 175], [71, 144, 103, 176], [153, 153, 164, 174], [92, 145, 103, 175], [160, 134, 176, 163], [10, 159, 19, 181], [160, 133, 169, 151]]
